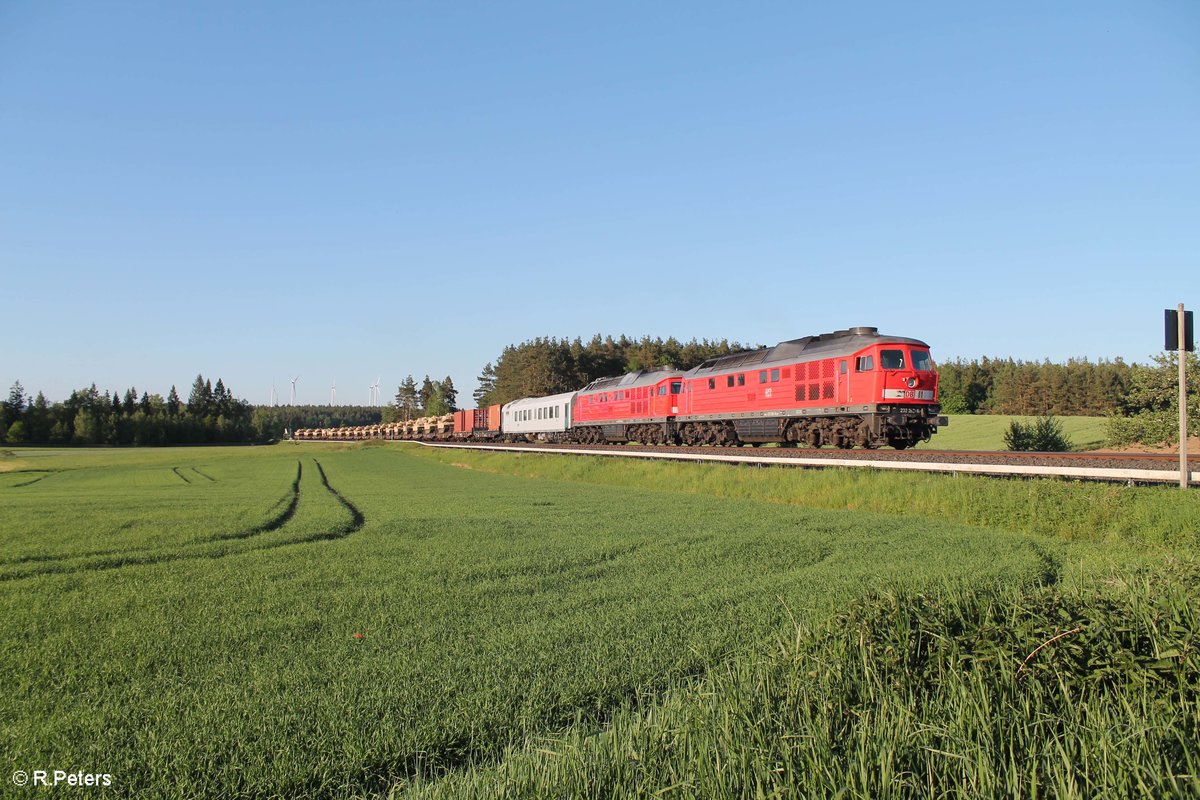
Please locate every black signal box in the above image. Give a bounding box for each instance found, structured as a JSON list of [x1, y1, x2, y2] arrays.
[[1165, 309, 1194, 352]]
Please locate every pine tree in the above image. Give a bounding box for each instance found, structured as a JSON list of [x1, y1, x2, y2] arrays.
[[440, 376, 458, 412], [167, 386, 181, 416], [187, 375, 213, 417], [214, 379, 228, 417], [418, 376, 436, 414], [26, 392, 51, 442], [474, 362, 497, 406], [394, 376, 418, 420], [425, 383, 450, 416], [1, 381, 26, 428]]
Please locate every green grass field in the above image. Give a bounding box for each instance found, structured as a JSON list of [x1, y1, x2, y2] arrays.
[[1, 444, 1196, 798], [915, 414, 1110, 451]]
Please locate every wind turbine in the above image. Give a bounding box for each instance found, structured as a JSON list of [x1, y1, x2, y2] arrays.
[[330, 380, 336, 406], [373, 376, 381, 406], [290, 376, 299, 405]]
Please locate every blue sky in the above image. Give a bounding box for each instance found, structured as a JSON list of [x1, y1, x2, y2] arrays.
[[2, 2, 1197, 405]]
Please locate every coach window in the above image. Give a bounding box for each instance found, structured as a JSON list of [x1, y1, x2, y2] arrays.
[[856, 356, 874, 372], [912, 350, 932, 371], [708, 378, 715, 390], [759, 371, 767, 383], [727, 376, 735, 388], [737, 374, 745, 386], [771, 368, 780, 382], [881, 350, 905, 370]]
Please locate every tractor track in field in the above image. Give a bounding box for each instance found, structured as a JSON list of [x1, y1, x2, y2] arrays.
[[0, 459, 364, 581], [5, 470, 60, 488], [190, 466, 217, 482]]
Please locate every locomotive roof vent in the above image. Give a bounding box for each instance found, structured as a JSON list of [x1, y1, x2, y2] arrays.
[[849, 326, 879, 336]]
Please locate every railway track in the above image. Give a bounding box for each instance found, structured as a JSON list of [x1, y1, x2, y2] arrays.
[[414, 440, 1198, 485]]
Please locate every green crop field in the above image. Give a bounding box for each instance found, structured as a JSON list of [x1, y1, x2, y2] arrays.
[[915, 414, 1110, 451], [1, 444, 1196, 798]]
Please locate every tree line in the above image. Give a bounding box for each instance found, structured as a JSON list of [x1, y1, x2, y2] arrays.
[[470, 335, 757, 408], [381, 376, 458, 421], [0, 375, 261, 446], [937, 357, 1135, 415], [0, 376, 391, 446]]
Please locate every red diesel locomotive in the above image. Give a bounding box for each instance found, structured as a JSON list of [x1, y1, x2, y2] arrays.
[[570, 327, 946, 449], [294, 326, 946, 450]]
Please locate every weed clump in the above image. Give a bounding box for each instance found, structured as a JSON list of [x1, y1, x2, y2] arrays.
[[1005, 415, 1073, 451]]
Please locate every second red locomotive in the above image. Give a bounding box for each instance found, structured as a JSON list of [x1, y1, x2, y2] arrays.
[[570, 327, 946, 449]]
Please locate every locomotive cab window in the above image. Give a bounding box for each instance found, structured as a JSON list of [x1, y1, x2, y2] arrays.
[[881, 350, 905, 370], [856, 356, 874, 371], [912, 350, 933, 371], [659, 386, 667, 396], [671, 382, 681, 394]]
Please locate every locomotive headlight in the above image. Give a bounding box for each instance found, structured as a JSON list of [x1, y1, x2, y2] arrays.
[[905, 377, 918, 388]]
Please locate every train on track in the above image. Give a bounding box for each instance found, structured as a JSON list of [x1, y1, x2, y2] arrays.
[[293, 327, 949, 450]]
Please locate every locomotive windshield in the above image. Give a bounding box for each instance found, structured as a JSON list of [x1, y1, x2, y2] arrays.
[[880, 349, 905, 369], [911, 350, 933, 371]]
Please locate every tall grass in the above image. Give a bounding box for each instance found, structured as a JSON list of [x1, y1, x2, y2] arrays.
[[410, 562, 1200, 799], [409, 446, 1200, 548]]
